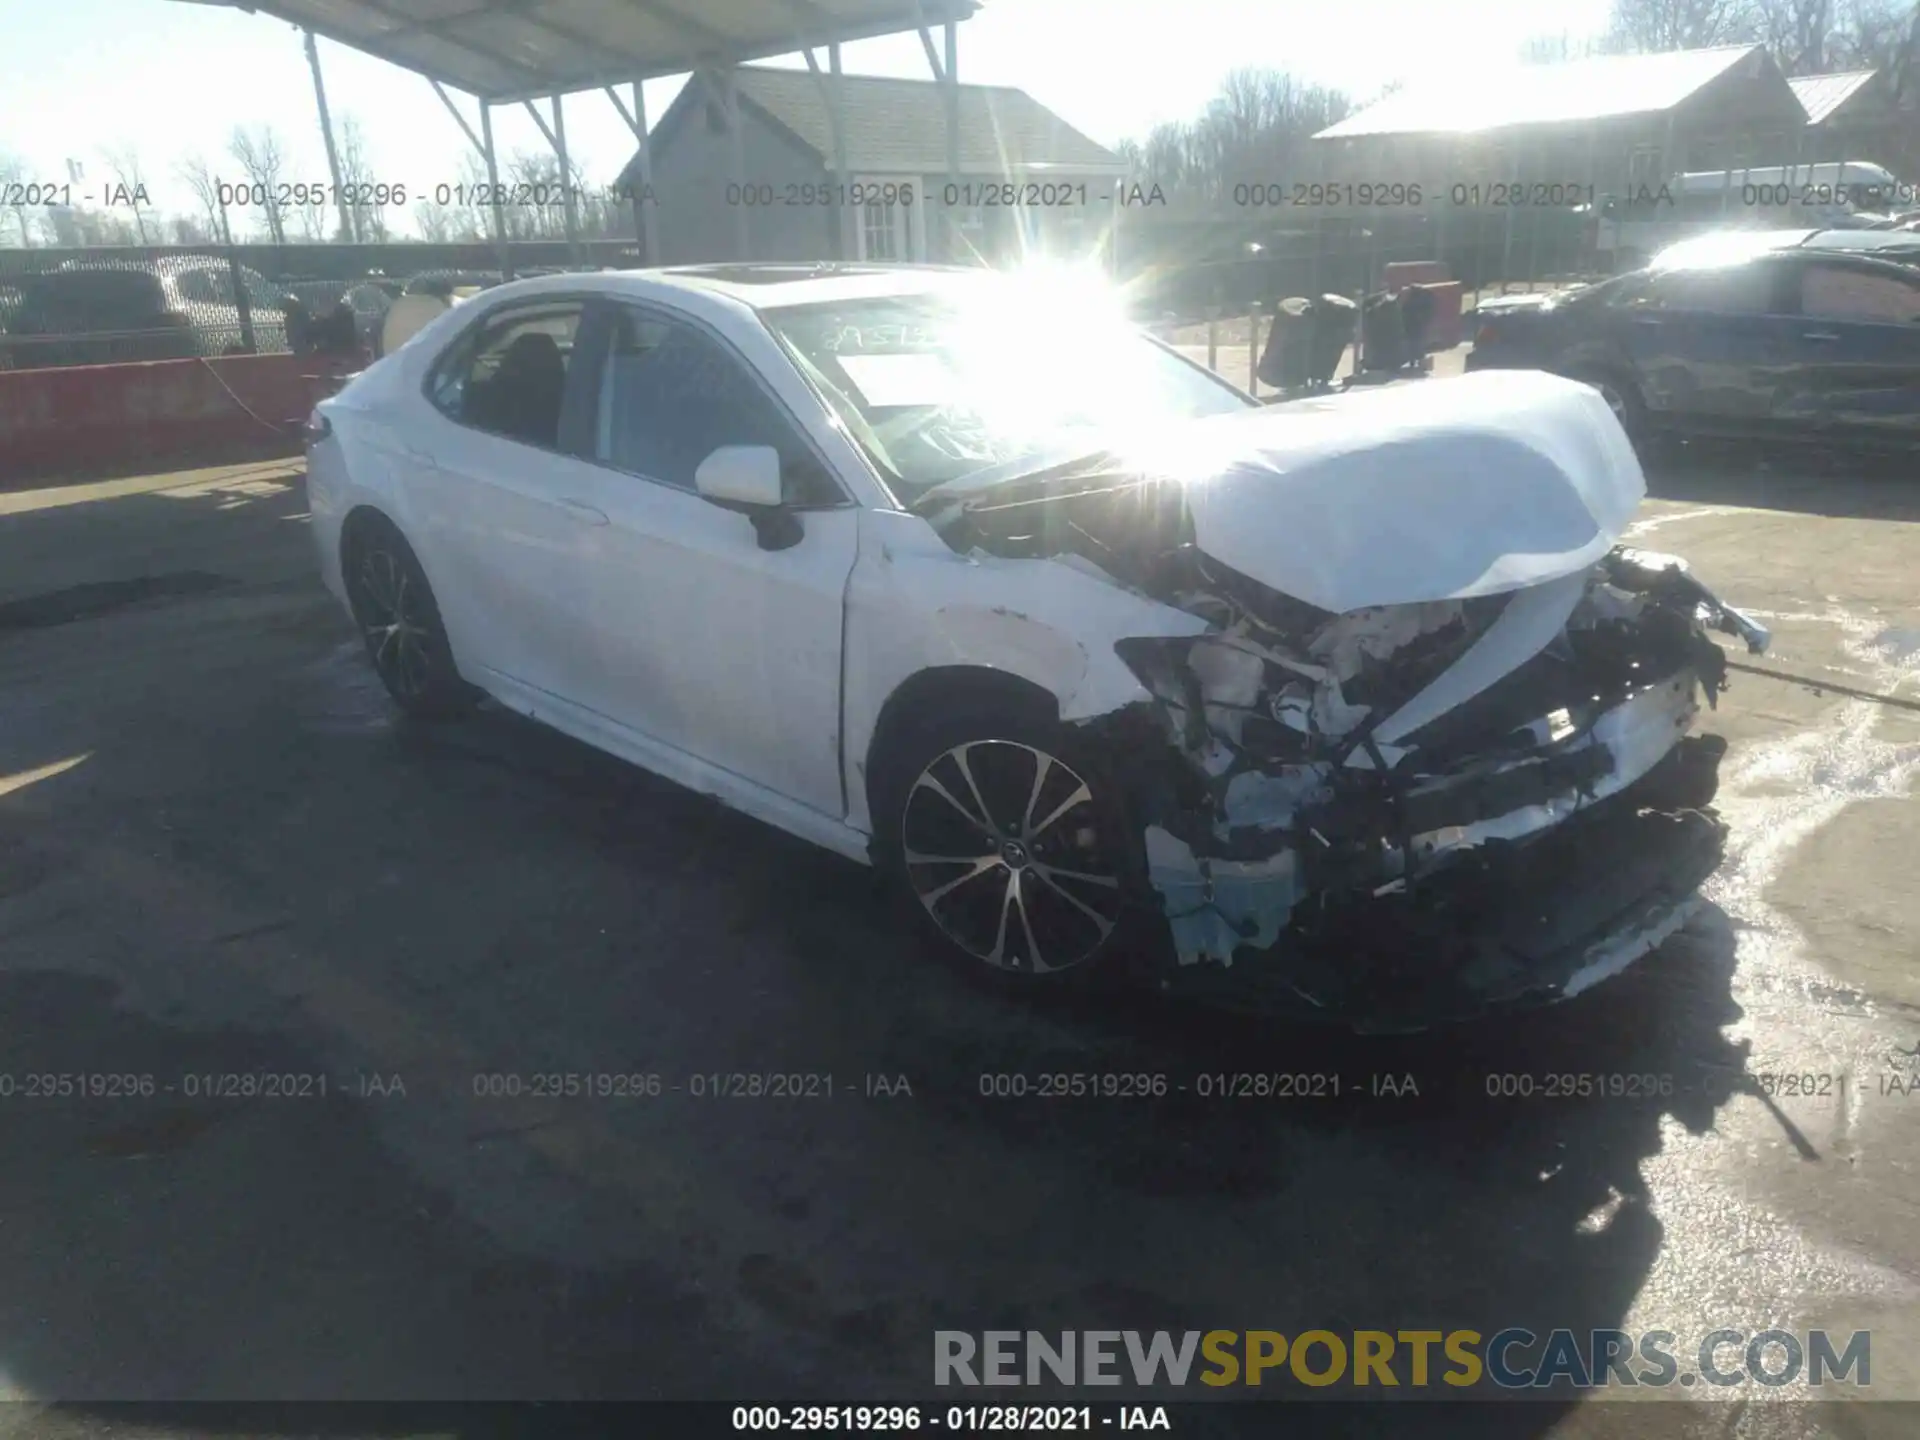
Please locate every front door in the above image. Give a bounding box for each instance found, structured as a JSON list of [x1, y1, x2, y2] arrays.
[[560, 300, 860, 817], [1788, 258, 1920, 441]]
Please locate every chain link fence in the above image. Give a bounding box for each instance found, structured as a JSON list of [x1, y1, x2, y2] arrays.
[[0, 242, 638, 371]]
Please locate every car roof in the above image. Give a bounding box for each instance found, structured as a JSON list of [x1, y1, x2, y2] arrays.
[[650, 262, 995, 309], [459, 262, 987, 310], [1798, 228, 1920, 255]]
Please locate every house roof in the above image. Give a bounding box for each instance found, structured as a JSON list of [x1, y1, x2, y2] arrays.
[[642, 64, 1124, 177], [167, 0, 975, 103], [1789, 70, 1880, 124], [1315, 44, 1773, 140]]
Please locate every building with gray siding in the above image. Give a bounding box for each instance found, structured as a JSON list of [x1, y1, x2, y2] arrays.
[[619, 66, 1128, 266]]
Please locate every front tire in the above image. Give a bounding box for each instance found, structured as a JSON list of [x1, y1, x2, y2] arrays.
[[342, 517, 476, 720], [871, 703, 1140, 983]]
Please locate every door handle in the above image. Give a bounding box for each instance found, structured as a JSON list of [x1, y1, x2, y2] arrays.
[[1801, 331, 1841, 342], [558, 497, 609, 526], [1631, 316, 1663, 326]]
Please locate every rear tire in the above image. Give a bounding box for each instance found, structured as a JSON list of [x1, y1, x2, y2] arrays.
[[870, 699, 1146, 986], [342, 516, 476, 720]]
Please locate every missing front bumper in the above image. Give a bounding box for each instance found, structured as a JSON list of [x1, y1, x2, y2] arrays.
[[1152, 739, 1728, 1031]]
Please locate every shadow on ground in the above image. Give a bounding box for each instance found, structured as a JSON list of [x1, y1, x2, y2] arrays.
[[1644, 439, 1920, 522]]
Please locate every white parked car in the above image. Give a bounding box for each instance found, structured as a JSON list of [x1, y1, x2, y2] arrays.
[[306, 263, 1768, 1029]]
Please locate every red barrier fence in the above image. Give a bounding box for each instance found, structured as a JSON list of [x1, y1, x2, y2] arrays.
[[0, 351, 365, 486]]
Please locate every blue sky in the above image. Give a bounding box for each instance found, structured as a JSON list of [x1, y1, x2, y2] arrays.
[[2, 0, 1611, 234]]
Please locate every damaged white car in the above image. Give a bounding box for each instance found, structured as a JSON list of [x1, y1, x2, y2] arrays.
[[306, 263, 1767, 1028]]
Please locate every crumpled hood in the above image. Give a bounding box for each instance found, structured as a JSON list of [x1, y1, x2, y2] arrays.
[[1163, 370, 1645, 615]]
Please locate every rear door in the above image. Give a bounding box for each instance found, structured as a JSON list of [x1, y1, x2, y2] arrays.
[[1608, 260, 1801, 431], [404, 298, 605, 700], [1785, 258, 1920, 442]]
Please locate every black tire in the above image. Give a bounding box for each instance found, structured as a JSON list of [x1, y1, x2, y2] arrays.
[[869, 698, 1148, 985], [341, 516, 476, 720]]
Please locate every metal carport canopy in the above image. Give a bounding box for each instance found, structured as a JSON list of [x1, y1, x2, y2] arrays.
[[181, 0, 977, 103]]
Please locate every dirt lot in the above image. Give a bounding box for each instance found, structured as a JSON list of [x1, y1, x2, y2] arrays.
[[0, 439, 1917, 1436]]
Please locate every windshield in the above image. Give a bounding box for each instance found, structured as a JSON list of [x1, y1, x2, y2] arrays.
[[760, 288, 1254, 502]]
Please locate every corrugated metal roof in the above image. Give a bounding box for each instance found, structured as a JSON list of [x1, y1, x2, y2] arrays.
[[1788, 70, 1880, 124], [1315, 44, 1768, 139], [682, 66, 1125, 175], [169, 0, 976, 102]]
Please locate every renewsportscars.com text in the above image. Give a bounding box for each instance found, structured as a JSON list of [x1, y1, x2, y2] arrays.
[[935, 1329, 1871, 1391]]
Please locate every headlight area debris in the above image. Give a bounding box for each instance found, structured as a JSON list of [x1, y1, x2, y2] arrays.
[[1090, 545, 1768, 1018]]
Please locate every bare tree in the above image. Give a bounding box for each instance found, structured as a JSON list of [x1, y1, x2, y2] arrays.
[[0, 151, 34, 247], [229, 124, 291, 244], [414, 198, 456, 242], [1125, 69, 1354, 206], [294, 189, 329, 242], [336, 117, 389, 242], [1754, 0, 1833, 69], [99, 144, 153, 244], [177, 152, 228, 241], [170, 214, 214, 245], [1605, 0, 1763, 51], [1826, 0, 1918, 69], [1517, 32, 1607, 62]]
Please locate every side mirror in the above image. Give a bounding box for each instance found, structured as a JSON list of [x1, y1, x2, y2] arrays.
[[694, 444, 801, 551], [695, 444, 783, 507]]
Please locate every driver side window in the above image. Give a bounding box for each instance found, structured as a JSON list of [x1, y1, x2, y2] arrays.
[[593, 306, 841, 504]]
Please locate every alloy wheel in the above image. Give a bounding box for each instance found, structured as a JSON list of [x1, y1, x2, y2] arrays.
[[350, 545, 440, 703], [899, 740, 1122, 973]]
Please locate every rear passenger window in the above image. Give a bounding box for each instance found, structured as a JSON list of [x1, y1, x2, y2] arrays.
[[1799, 265, 1920, 324], [428, 305, 584, 450], [1645, 266, 1776, 314]]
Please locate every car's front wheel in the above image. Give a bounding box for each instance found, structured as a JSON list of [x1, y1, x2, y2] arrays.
[[342, 516, 476, 719], [873, 703, 1140, 982]]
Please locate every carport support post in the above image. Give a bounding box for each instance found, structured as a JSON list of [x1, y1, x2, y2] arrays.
[[722, 68, 750, 260], [943, 22, 960, 262], [803, 47, 852, 259], [481, 103, 513, 279], [631, 83, 657, 264], [553, 95, 581, 264], [303, 29, 356, 243], [1499, 146, 1519, 292], [831, 45, 851, 258]]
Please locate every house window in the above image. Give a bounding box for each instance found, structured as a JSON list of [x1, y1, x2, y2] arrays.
[[861, 199, 901, 260]]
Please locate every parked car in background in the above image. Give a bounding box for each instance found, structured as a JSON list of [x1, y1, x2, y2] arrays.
[[0, 266, 201, 369], [1466, 233, 1920, 450], [43, 256, 295, 357], [376, 270, 505, 357], [144, 256, 293, 354]]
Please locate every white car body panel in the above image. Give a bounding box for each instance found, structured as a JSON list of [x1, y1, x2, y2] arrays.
[[838, 509, 1210, 835], [1171, 370, 1645, 615]]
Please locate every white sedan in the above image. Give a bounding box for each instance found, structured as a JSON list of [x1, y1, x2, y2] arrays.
[[306, 262, 1768, 1028]]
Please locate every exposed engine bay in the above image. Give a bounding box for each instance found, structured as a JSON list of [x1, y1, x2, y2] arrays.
[[930, 451, 1770, 1025]]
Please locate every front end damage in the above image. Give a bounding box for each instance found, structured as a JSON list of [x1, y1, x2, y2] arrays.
[[925, 377, 1768, 1026], [1091, 543, 1764, 1026]]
